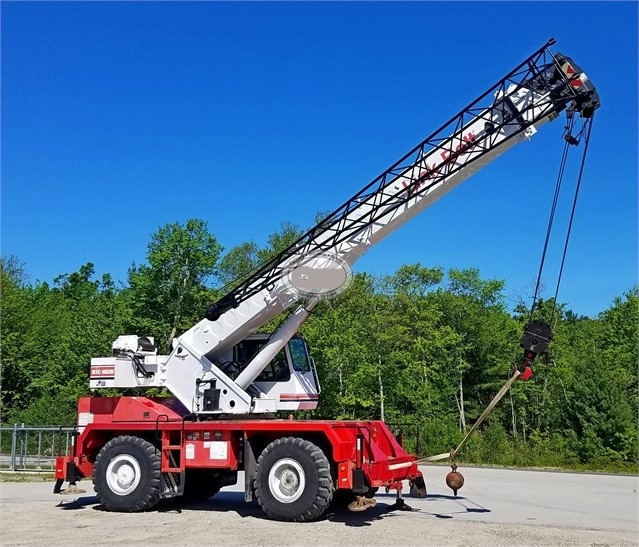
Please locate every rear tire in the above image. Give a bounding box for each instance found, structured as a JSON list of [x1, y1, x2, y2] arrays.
[[255, 437, 333, 521], [93, 435, 161, 512]]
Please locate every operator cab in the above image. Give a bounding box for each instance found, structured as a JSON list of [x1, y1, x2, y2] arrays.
[[213, 334, 320, 411], [231, 335, 311, 383]]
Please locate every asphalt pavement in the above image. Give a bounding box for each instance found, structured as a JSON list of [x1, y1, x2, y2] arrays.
[[1, 464, 637, 546]]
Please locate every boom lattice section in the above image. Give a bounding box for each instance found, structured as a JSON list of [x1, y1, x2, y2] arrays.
[[206, 39, 597, 320]]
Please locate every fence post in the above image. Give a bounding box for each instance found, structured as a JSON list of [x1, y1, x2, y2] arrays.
[[37, 430, 42, 469], [10, 424, 17, 471], [20, 428, 27, 469]]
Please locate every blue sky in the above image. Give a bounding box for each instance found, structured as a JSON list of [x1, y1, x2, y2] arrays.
[[1, 1, 637, 317]]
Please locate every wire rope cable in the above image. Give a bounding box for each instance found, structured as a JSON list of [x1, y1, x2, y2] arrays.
[[529, 112, 595, 326]]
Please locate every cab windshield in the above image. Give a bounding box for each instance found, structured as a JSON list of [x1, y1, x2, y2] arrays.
[[232, 336, 310, 382], [288, 337, 310, 373]]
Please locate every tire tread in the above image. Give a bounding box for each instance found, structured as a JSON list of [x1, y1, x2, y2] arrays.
[[255, 436, 333, 522], [93, 435, 161, 512]]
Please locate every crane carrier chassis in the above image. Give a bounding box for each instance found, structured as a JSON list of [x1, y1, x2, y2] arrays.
[[55, 396, 422, 520], [54, 38, 599, 522]]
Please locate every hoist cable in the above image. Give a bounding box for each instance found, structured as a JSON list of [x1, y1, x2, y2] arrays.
[[422, 116, 597, 467], [529, 115, 576, 318], [549, 116, 595, 326]]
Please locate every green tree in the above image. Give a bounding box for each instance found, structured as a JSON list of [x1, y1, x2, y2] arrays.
[[433, 269, 519, 432], [1, 260, 128, 424], [375, 265, 464, 454], [127, 219, 223, 351], [597, 288, 638, 402], [217, 222, 304, 288], [559, 289, 639, 463], [257, 221, 303, 263], [302, 273, 379, 419], [0, 256, 31, 418], [217, 241, 260, 287]]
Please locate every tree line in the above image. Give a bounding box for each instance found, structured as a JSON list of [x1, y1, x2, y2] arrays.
[[1, 218, 637, 472]]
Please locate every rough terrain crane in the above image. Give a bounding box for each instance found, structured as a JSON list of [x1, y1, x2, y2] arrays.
[[54, 39, 599, 522]]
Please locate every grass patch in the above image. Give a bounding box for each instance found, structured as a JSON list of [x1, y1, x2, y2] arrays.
[[0, 471, 55, 482]]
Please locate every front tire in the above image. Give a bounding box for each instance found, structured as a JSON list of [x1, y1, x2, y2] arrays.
[[93, 435, 161, 512], [255, 437, 333, 521]]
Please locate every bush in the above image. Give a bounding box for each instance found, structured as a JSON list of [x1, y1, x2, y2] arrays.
[[4, 393, 78, 426], [417, 418, 463, 458]]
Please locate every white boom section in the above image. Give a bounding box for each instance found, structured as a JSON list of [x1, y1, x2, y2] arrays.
[[178, 85, 555, 356], [152, 83, 561, 413]]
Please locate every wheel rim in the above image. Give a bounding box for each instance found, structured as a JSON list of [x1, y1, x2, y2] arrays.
[[105, 454, 141, 496], [268, 458, 306, 503]]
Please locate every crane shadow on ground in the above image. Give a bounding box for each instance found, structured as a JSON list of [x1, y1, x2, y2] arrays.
[[162, 492, 417, 526], [55, 490, 490, 525], [56, 494, 99, 510], [327, 493, 491, 526], [159, 492, 264, 518], [156, 490, 492, 526], [376, 490, 491, 512], [409, 493, 491, 519]]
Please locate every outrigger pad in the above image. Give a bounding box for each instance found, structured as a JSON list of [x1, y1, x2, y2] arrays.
[[409, 476, 427, 498], [348, 496, 378, 512], [58, 484, 87, 495]]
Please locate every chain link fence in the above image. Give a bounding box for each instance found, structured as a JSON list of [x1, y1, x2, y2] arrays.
[[0, 425, 75, 472]]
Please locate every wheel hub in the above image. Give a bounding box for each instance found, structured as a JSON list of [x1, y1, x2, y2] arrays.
[[268, 458, 306, 504], [105, 454, 141, 496], [116, 465, 135, 488], [280, 469, 299, 491]]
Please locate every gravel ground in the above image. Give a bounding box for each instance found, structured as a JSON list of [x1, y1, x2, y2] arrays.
[[1, 465, 637, 546]]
